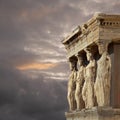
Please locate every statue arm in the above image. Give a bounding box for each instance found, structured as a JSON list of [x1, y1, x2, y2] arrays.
[[107, 56, 111, 85], [82, 82, 86, 101], [94, 61, 97, 82], [107, 56, 111, 69], [83, 67, 86, 80], [82, 68, 86, 100], [73, 71, 77, 82]]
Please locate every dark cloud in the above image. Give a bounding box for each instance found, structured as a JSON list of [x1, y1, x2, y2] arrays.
[[0, 65, 67, 120]]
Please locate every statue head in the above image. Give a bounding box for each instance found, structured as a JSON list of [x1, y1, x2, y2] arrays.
[[77, 54, 83, 66], [97, 41, 108, 55], [84, 47, 93, 61], [69, 60, 77, 71]]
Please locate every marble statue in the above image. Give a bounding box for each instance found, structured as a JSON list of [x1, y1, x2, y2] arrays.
[[75, 55, 85, 110], [82, 48, 96, 109], [94, 42, 111, 106], [62, 14, 120, 120], [67, 61, 77, 111]]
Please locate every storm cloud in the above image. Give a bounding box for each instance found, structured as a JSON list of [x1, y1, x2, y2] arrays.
[[0, 65, 67, 120], [0, 0, 120, 120]]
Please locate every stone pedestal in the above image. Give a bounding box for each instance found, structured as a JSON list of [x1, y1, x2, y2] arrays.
[[65, 107, 120, 120]]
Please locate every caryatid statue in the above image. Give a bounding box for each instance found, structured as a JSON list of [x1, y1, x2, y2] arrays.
[[82, 48, 96, 109], [67, 60, 77, 111], [75, 55, 85, 110], [94, 41, 111, 107], [75, 54, 85, 110]]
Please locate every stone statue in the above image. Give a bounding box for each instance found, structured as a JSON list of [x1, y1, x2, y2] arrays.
[[82, 48, 96, 109], [94, 42, 111, 106], [67, 60, 77, 111], [75, 55, 85, 110]]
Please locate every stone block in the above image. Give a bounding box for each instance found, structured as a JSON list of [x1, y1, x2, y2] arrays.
[[65, 107, 120, 120]]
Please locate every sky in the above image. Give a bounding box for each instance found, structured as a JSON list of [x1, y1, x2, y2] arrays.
[[0, 0, 120, 120]]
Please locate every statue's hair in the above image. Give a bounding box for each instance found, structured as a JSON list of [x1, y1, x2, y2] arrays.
[[84, 47, 92, 53]]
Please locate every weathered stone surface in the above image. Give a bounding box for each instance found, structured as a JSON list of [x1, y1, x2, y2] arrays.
[[82, 48, 96, 109], [67, 61, 77, 111], [94, 42, 111, 107], [62, 13, 120, 120], [62, 13, 120, 59], [65, 107, 120, 120], [75, 55, 85, 110]]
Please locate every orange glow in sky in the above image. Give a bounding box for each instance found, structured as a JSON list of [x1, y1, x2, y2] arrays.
[[17, 63, 57, 70]]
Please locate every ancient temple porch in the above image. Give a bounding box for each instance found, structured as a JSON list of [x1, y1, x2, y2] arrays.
[[62, 13, 120, 120]]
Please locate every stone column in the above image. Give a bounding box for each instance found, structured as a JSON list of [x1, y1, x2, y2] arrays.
[[75, 54, 85, 110], [94, 41, 111, 107], [67, 58, 77, 111], [82, 47, 96, 109]]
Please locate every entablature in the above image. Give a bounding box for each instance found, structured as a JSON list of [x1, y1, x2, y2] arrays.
[[62, 13, 120, 59]]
